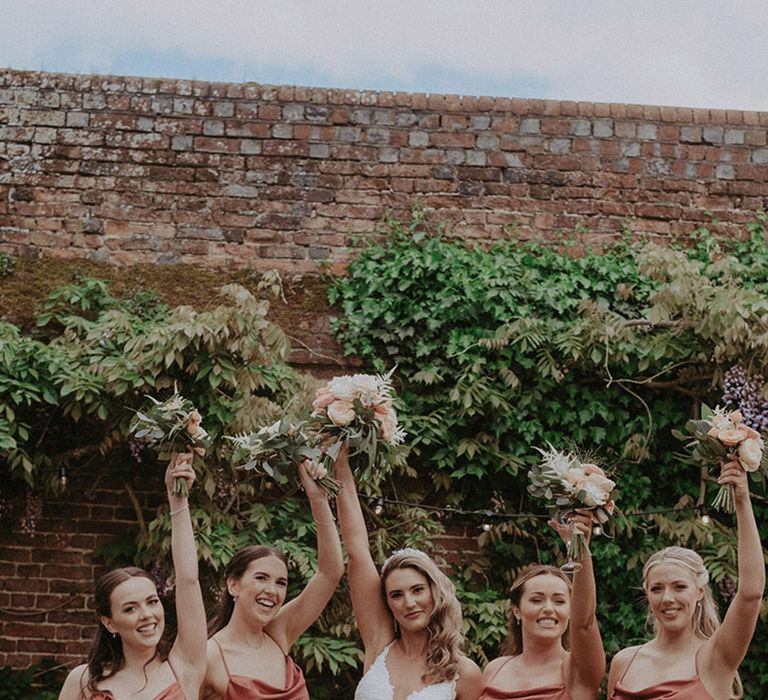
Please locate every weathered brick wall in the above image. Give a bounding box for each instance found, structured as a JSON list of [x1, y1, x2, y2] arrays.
[[2, 67, 768, 676], [0, 474, 479, 671], [2, 69, 768, 275], [0, 475, 162, 670]]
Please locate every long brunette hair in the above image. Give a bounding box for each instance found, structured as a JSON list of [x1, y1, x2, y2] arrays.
[[85, 567, 171, 695]]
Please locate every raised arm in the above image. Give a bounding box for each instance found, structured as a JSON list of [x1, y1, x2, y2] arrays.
[[334, 445, 395, 665], [165, 453, 207, 691], [553, 512, 606, 696], [270, 459, 344, 649], [706, 462, 765, 676]]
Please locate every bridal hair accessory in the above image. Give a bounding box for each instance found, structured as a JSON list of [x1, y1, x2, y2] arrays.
[[382, 547, 431, 569]]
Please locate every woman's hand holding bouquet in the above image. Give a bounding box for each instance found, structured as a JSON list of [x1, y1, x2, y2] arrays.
[[673, 405, 767, 512], [528, 445, 617, 572]]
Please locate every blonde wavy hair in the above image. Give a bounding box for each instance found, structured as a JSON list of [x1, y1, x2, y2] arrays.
[[643, 546, 742, 699], [380, 549, 464, 684]]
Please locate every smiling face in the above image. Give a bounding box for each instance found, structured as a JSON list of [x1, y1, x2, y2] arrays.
[[514, 573, 570, 643], [645, 561, 703, 632], [229, 554, 289, 625], [384, 566, 435, 633], [101, 576, 164, 651]]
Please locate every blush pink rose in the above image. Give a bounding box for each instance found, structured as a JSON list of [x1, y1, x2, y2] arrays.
[[327, 400, 356, 426], [718, 428, 746, 446], [738, 425, 762, 441], [738, 438, 763, 472], [728, 410, 743, 423], [582, 463, 606, 477], [312, 387, 335, 411], [377, 409, 397, 442], [185, 410, 202, 437]]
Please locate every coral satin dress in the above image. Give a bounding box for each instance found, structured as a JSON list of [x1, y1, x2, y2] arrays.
[[610, 646, 715, 700], [91, 660, 185, 699], [479, 656, 573, 700], [214, 638, 310, 700]]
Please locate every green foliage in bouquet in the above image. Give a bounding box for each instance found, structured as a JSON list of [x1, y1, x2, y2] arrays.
[[130, 391, 210, 496], [227, 418, 339, 496]]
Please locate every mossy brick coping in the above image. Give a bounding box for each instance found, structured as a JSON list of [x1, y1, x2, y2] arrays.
[[0, 258, 335, 331]]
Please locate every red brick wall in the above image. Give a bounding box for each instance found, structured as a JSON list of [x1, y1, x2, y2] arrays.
[[2, 69, 768, 275], [0, 475, 162, 670], [2, 67, 768, 674]]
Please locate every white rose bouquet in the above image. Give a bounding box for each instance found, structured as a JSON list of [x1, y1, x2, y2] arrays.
[[311, 370, 406, 483], [226, 418, 340, 496], [673, 405, 767, 512], [129, 389, 209, 497], [528, 445, 617, 571]]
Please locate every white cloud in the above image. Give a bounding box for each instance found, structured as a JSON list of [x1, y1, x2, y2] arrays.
[[2, 0, 767, 109]]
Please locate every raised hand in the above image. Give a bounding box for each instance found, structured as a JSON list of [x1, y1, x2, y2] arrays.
[[166, 451, 195, 497]]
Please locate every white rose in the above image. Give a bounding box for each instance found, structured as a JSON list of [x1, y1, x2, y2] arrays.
[[581, 472, 616, 507], [328, 374, 379, 404], [327, 400, 356, 426], [738, 438, 763, 472]]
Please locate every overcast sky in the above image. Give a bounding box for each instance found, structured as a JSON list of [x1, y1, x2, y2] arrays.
[[2, 1, 767, 111]]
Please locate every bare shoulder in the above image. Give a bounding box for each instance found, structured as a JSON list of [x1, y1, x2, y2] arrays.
[[482, 655, 511, 678], [610, 645, 641, 669], [59, 664, 89, 700], [607, 645, 641, 689], [456, 655, 483, 698]]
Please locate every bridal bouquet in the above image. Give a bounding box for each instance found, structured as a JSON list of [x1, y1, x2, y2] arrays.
[[226, 418, 340, 496], [311, 370, 406, 483], [129, 390, 209, 496], [673, 405, 767, 512], [528, 445, 617, 570]]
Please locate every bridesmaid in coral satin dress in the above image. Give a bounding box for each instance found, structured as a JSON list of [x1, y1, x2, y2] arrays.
[[202, 460, 344, 700], [59, 454, 208, 700], [607, 462, 764, 700], [479, 512, 605, 700]]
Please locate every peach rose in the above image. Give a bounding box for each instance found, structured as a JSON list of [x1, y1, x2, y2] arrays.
[[312, 387, 335, 411], [707, 427, 720, 438], [718, 428, 746, 446], [728, 410, 743, 423], [582, 463, 606, 477], [185, 410, 202, 437], [738, 425, 762, 441], [327, 400, 356, 426], [738, 438, 763, 472], [377, 410, 397, 442], [374, 399, 393, 416]]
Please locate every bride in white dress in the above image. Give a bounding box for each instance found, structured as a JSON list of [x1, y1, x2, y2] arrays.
[[335, 446, 482, 700]]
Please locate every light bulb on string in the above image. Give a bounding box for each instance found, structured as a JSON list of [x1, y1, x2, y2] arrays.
[[373, 496, 385, 516], [58, 464, 68, 487], [481, 510, 493, 531], [592, 524, 603, 536], [698, 507, 711, 526]]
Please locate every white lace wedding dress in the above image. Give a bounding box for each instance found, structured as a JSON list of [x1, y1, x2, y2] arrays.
[[354, 643, 456, 700]]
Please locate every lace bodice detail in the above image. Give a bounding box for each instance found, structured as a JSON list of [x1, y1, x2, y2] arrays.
[[354, 643, 456, 700]]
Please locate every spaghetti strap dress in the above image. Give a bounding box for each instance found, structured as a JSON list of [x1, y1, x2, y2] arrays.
[[90, 659, 185, 699], [213, 637, 309, 700], [479, 656, 573, 700], [610, 645, 715, 700]]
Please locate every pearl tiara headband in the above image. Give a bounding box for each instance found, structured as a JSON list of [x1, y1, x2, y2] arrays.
[[382, 547, 431, 570]]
